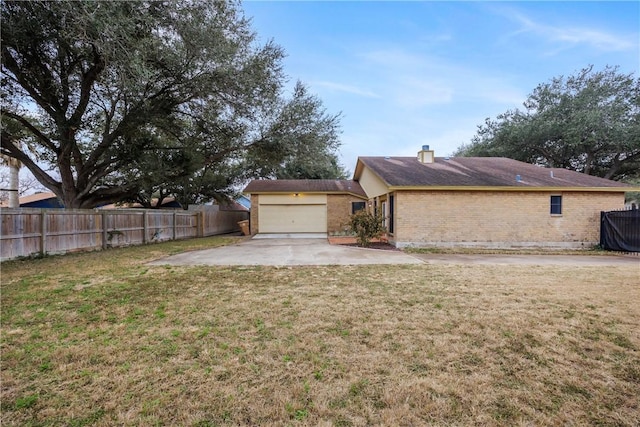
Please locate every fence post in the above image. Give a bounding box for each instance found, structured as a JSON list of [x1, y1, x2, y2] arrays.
[[173, 211, 177, 240], [101, 211, 108, 249], [40, 210, 47, 256], [198, 211, 204, 237], [599, 211, 605, 249], [143, 210, 148, 244]]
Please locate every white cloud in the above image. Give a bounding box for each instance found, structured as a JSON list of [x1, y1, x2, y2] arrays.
[[358, 48, 525, 108], [503, 8, 637, 53], [312, 81, 380, 98], [392, 78, 454, 107]]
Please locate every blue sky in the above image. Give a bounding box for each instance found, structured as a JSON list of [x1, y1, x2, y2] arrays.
[[242, 1, 640, 173]]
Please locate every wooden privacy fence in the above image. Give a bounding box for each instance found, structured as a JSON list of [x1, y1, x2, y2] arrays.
[[0, 207, 249, 261]]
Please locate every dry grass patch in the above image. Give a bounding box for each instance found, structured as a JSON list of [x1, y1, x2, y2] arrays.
[[1, 239, 639, 426]]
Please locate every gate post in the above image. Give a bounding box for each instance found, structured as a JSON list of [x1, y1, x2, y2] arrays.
[[600, 211, 605, 249]]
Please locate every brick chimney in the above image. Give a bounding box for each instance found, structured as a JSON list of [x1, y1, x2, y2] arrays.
[[417, 145, 434, 164]]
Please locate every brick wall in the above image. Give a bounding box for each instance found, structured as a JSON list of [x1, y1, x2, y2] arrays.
[[327, 195, 366, 234], [392, 190, 625, 248], [249, 194, 259, 235]]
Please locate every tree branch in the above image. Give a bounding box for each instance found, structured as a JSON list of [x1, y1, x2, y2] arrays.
[[1, 46, 62, 119], [0, 109, 58, 153], [69, 43, 105, 127], [0, 130, 61, 193]]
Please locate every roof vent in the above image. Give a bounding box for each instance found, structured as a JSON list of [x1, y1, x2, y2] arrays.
[[550, 170, 554, 178], [516, 174, 522, 182]]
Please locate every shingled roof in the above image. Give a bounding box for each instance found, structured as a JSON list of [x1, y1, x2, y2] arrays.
[[244, 179, 367, 197], [358, 157, 633, 189]]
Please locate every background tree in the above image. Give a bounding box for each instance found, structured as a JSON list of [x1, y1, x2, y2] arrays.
[[242, 81, 348, 180], [456, 66, 640, 182], [1, 1, 345, 209]]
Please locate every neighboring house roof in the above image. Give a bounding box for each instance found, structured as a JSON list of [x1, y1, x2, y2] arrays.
[[235, 194, 252, 210], [356, 157, 634, 190], [99, 197, 182, 209], [0, 192, 65, 208], [244, 179, 368, 198]]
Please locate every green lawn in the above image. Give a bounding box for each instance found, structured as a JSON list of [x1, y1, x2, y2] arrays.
[[1, 237, 638, 426]]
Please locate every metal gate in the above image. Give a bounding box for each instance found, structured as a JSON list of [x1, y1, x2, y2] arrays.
[[600, 208, 640, 252]]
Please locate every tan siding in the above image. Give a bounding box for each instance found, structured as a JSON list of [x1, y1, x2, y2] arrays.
[[258, 194, 327, 205], [358, 166, 390, 198], [392, 190, 625, 248]]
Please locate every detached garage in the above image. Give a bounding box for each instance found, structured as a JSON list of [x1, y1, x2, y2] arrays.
[[243, 180, 367, 235]]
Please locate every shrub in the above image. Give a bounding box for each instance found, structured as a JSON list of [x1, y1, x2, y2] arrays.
[[349, 210, 386, 247]]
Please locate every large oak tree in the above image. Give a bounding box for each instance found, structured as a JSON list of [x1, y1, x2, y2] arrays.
[[456, 66, 640, 182], [1, 0, 344, 208]]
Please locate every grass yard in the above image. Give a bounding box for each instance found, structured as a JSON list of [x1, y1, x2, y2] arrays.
[[1, 237, 639, 426]]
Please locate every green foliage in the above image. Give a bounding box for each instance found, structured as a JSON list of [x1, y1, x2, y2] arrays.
[[1, 1, 345, 208], [349, 210, 385, 247], [457, 65, 640, 182], [243, 81, 347, 180]]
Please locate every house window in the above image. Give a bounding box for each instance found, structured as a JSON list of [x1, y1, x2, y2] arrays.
[[389, 195, 394, 234], [352, 201, 366, 214], [550, 195, 562, 215], [381, 201, 387, 229]]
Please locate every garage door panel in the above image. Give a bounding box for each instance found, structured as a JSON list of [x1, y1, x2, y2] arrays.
[[260, 205, 327, 233], [259, 194, 327, 205]]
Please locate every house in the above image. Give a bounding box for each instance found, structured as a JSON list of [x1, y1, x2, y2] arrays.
[[0, 192, 64, 208], [243, 179, 367, 234], [244, 146, 637, 248]]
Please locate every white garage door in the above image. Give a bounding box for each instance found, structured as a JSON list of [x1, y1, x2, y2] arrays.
[[260, 204, 327, 233]]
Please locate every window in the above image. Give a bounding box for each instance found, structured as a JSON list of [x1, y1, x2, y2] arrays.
[[550, 195, 562, 215], [381, 201, 387, 228], [352, 201, 366, 214], [389, 195, 394, 234]]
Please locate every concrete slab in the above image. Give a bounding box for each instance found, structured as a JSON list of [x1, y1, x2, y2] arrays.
[[149, 238, 424, 266]]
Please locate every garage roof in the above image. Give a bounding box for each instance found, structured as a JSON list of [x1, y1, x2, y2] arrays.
[[244, 179, 367, 198]]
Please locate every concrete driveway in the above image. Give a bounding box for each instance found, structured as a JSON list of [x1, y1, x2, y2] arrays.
[[149, 237, 424, 266], [149, 236, 640, 267]]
